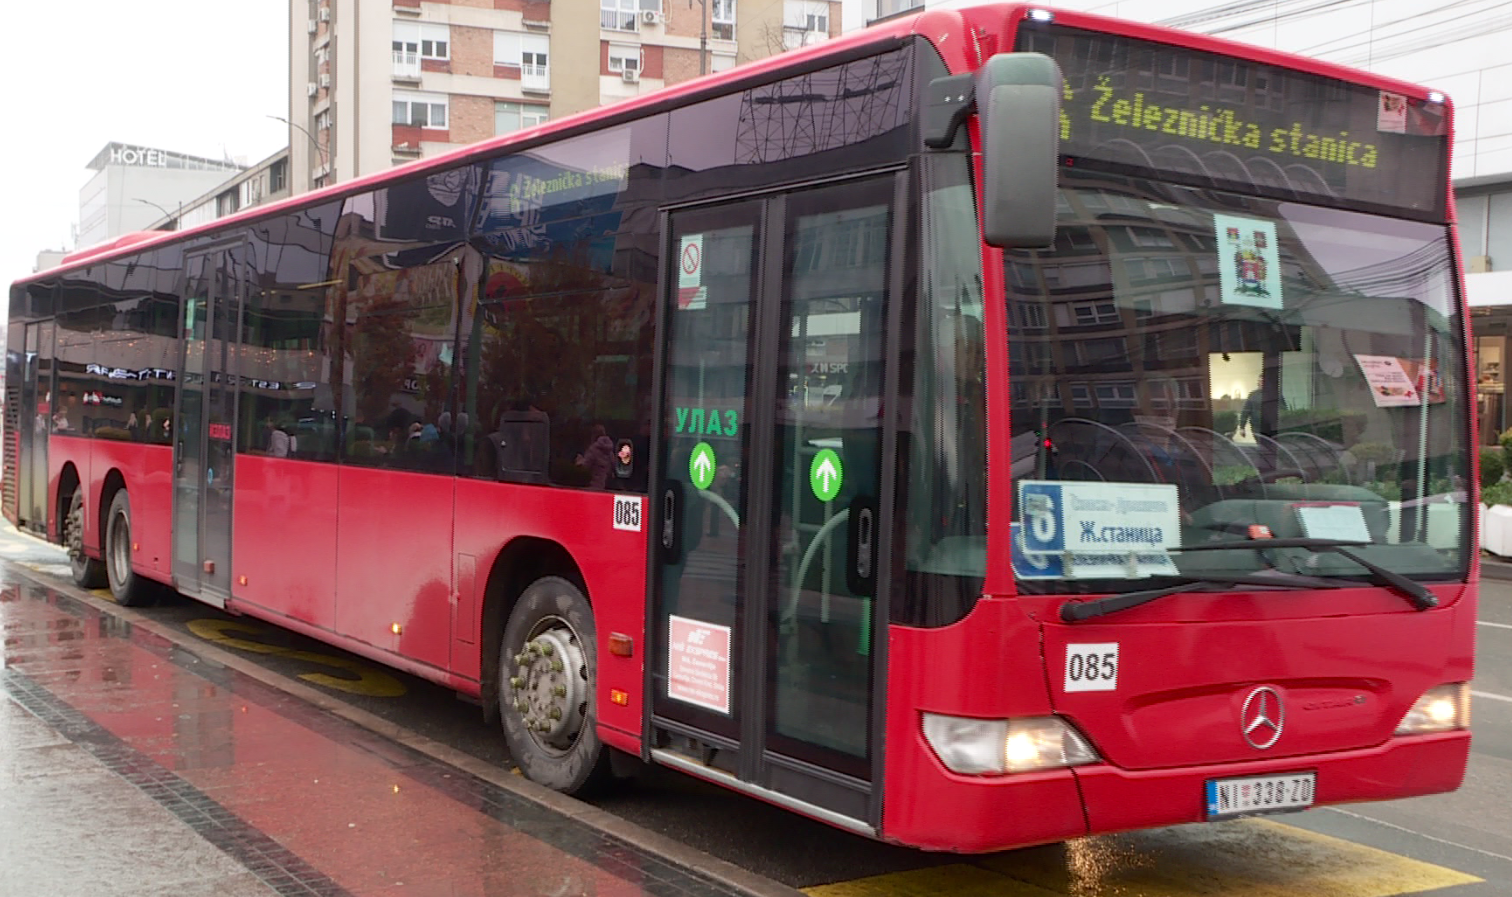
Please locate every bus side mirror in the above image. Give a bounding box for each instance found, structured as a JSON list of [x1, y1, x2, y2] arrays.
[[977, 53, 1061, 249]]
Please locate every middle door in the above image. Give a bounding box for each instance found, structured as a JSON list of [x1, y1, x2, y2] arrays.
[[653, 175, 896, 814]]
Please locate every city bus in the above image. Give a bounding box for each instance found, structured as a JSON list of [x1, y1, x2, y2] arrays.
[[5, 2, 1473, 852]]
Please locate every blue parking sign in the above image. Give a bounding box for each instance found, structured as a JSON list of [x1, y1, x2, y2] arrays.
[[1019, 482, 1064, 553]]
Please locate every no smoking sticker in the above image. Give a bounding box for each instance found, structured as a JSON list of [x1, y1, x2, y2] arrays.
[[677, 234, 707, 310]]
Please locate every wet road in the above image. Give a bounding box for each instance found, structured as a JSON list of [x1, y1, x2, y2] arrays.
[[3, 521, 1511, 895]]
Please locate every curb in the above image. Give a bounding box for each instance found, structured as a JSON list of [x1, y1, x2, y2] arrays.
[[7, 561, 802, 897], [1481, 556, 1512, 582]]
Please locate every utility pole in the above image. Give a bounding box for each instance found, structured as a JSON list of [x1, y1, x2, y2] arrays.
[[694, 0, 708, 74]]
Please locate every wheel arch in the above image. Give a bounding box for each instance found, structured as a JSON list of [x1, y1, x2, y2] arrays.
[[478, 537, 587, 725], [98, 469, 128, 556], [54, 462, 82, 546]]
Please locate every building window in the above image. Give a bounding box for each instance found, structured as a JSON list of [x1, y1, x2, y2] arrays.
[[1070, 300, 1119, 326], [608, 45, 641, 74], [393, 21, 449, 59], [269, 159, 288, 193], [602, 0, 638, 30], [393, 91, 448, 128], [782, 0, 829, 48], [712, 0, 735, 39], [216, 189, 240, 217], [495, 102, 549, 135], [496, 32, 550, 90], [393, 22, 448, 76]]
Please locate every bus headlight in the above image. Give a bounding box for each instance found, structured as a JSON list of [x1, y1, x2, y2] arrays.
[[922, 713, 1100, 774], [1395, 683, 1470, 734]]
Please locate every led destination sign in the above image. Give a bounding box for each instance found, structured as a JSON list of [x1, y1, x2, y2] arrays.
[[1017, 24, 1450, 218]]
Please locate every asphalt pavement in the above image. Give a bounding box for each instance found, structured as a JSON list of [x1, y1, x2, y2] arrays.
[[4, 521, 1512, 895]]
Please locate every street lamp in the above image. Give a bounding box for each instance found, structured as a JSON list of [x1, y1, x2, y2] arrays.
[[133, 197, 178, 231], [268, 114, 329, 182]]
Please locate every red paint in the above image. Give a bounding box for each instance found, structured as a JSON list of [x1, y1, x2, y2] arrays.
[[50, 435, 173, 580], [232, 456, 338, 627]]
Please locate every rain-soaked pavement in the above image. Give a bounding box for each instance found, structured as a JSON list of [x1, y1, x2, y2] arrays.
[[5, 515, 1512, 897], [0, 559, 783, 897]]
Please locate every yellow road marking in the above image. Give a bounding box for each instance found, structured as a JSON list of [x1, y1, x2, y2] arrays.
[[187, 618, 407, 698], [804, 819, 1480, 896]]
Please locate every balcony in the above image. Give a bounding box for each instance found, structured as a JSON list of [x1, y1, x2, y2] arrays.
[[521, 62, 550, 93], [393, 49, 421, 81]]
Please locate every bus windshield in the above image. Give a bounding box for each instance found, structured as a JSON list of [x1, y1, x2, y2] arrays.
[[1006, 170, 1469, 592]]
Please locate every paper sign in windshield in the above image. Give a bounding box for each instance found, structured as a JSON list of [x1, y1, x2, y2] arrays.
[[1295, 503, 1372, 543], [1214, 215, 1282, 310], [1354, 354, 1444, 407]]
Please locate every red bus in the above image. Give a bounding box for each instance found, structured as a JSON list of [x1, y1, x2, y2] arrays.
[[6, 3, 1473, 852]]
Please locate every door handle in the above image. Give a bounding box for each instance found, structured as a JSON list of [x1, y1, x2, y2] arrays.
[[660, 482, 682, 564], [846, 496, 876, 596]]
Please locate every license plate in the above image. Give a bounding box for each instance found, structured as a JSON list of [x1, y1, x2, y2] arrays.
[[1205, 772, 1315, 820]]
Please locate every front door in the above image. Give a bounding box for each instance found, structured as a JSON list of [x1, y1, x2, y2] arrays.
[[173, 246, 244, 605], [651, 176, 896, 825]]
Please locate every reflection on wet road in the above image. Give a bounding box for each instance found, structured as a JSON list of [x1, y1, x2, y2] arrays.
[[3, 519, 1510, 896]]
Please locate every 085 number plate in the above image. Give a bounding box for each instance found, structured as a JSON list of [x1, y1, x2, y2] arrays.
[[1205, 772, 1315, 820]]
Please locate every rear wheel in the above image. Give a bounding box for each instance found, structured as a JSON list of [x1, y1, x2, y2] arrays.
[[498, 576, 611, 794], [105, 491, 156, 607], [65, 490, 107, 589]]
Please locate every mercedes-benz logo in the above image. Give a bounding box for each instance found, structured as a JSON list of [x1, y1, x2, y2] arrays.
[[1241, 686, 1285, 750]]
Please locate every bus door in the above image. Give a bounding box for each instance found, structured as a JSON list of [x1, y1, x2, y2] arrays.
[[20, 320, 49, 533], [651, 175, 898, 827], [172, 246, 245, 606]]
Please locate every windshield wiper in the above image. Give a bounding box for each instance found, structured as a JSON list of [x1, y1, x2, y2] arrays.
[[1171, 538, 1438, 611], [1060, 570, 1344, 623]]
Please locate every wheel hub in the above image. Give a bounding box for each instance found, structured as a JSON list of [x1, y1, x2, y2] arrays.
[[508, 626, 586, 749]]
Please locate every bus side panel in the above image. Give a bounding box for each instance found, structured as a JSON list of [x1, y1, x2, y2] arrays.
[[881, 605, 1088, 851], [46, 434, 91, 544], [88, 441, 173, 578], [231, 456, 338, 628], [452, 480, 647, 745], [334, 466, 455, 672]]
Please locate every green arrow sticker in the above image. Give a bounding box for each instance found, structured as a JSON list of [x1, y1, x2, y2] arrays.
[[689, 442, 717, 490], [809, 449, 843, 502]]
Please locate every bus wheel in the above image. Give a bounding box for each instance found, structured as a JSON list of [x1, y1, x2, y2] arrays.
[[65, 490, 107, 589], [104, 491, 155, 607], [499, 576, 610, 794]]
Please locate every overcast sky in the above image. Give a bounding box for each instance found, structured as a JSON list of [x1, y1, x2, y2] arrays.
[[1, 2, 288, 307]]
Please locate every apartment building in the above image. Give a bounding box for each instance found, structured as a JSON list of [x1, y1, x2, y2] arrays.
[[285, 0, 842, 193]]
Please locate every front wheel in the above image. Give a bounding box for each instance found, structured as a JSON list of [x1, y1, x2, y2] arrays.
[[66, 490, 107, 589], [105, 491, 156, 607], [498, 576, 610, 794]]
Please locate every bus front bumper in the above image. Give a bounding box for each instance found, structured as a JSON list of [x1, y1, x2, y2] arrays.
[[881, 729, 1469, 852]]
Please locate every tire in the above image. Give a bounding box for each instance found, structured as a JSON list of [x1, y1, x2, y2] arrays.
[[104, 491, 156, 607], [499, 576, 611, 794], [65, 489, 107, 589]]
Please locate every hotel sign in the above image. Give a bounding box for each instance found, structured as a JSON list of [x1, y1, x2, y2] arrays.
[[110, 146, 168, 167]]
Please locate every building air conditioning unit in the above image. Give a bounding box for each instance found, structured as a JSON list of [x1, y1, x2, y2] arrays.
[[317, 7, 330, 21], [319, 73, 332, 87], [307, 18, 317, 34], [622, 69, 640, 83], [641, 9, 660, 24], [307, 82, 318, 96]]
